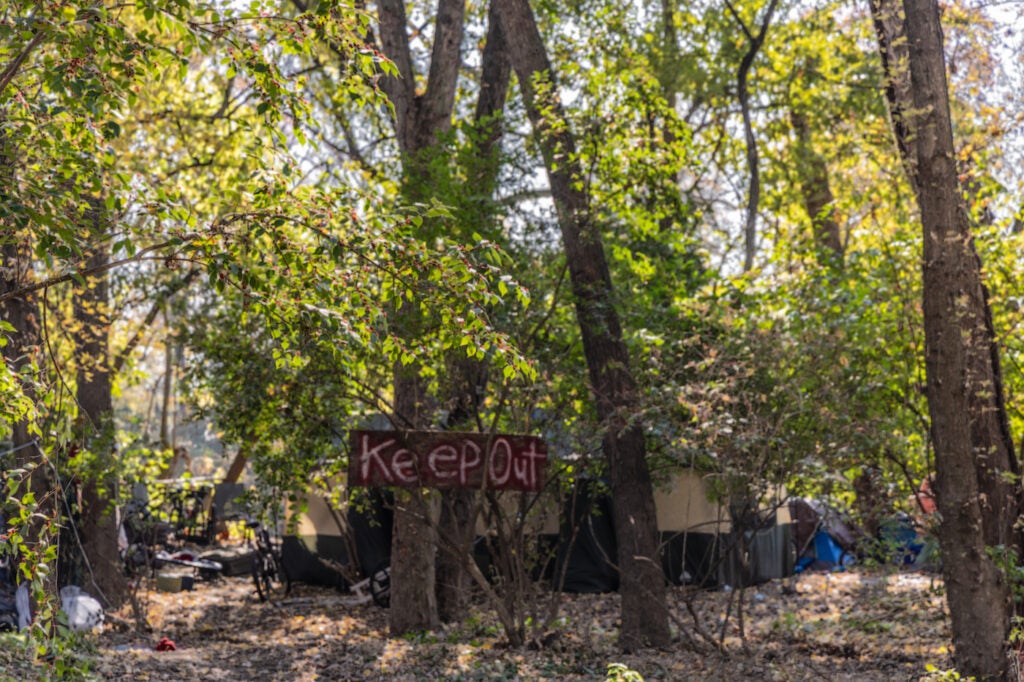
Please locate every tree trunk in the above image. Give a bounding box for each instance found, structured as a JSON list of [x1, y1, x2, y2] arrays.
[[159, 322, 174, 450], [0, 123, 39, 464], [0, 236, 39, 460], [70, 202, 127, 608], [789, 109, 843, 263], [893, 0, 1020, 677], [376, 0, 466, 633], [388, 366, 441, 633], [869, 0, 919, 192], [496, 0, 670, 651], [725, 0, 780, 273], [223, 445, 249, 484], [435, 0, 510, 623], [435, 485, 474, 623]]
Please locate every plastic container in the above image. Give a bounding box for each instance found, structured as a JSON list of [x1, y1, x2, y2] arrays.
[[156, 573, 183, 593]]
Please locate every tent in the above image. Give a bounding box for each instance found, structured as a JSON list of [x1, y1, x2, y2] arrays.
[[280, 489, 392, 589], [655, 469, 794, 589], [548, 470, 794, 593], [281, 468, 794, 593]]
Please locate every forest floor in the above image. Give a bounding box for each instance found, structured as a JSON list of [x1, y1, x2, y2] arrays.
[[73, 566, 959, 681]]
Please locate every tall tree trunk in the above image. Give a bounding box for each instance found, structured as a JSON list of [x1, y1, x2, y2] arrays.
[[376, 0, 466, 635], [70, 201, 127, 608], [869, 0, 918, 192], [789, 109, 843, 263], [496, 0, 670, 651], [0, 124, 39, 464], [159, 321, 174, 450], [435, 0, 511, 624], [884, 0, 1020, 677]]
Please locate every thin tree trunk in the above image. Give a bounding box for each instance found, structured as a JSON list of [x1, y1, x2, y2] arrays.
[[159, 321, 174, 450], [496, 0, 670, 651], [893, 0, 1020, 677], [723, 0, 780, 272], [0, 237, 39, 460], [0, 124, 50, 557], [70, 201, 127, 609]]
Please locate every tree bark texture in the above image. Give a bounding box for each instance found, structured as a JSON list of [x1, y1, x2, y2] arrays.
[[897, 0, 1020, 677], [435, 484, 474, 623], [223, 444, 249, 484], [70, 203, 127, 608], [376, 0, 466, 635], [0, 235, 39, 457], [870, 0, 919, 192], [496, 0, 671, 651], [159, 327, 174, 449]]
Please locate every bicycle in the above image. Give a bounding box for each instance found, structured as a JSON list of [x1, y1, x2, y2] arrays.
[[246, 519, 290, 602]]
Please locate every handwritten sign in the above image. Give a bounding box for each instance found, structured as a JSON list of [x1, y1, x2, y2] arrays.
[[348, 430, 547, 492]]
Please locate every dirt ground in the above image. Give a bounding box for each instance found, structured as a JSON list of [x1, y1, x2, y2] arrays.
[[74, 567, 956, 681]]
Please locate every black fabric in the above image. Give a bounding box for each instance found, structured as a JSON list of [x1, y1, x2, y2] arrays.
[[346, 489, 392, 576], [281, 535, 347, 589], [553, 480, 619, 593], [471, 533, 559, 584], [0, 558, 17, 632], [532, 534, 559, 582], [661, 530, 720, 587]]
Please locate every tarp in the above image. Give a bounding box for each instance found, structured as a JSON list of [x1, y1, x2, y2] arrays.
[[790, 498, 854, 570]]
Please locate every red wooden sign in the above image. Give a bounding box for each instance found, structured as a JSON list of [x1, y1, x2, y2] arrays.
[[348, 430, 547, 492]]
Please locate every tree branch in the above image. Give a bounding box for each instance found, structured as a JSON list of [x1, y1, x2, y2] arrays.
[[0, 236, 197, 304], [418, 0, 466, 144], [728, 0, 780, 272], [0, 30, 46, 95], [112, 268, 201, 374]]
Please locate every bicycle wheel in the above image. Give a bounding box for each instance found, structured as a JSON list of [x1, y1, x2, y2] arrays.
[[253, 550, 290, 602], [271, 551, 291, 598], [369, 560, 390, 608]]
